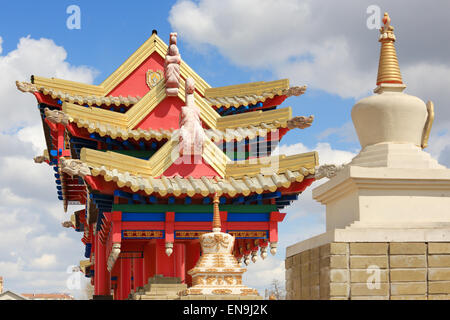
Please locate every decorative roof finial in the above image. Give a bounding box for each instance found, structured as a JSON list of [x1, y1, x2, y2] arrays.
[[376, 12, 404, 87], [212, 193, 221, 232]]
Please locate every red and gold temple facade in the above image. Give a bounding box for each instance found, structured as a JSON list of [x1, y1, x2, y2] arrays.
[[17, 31, 317, 300]]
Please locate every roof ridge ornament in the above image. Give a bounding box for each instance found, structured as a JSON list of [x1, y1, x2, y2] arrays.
[[164, 32, 181, 96], [375, 12, 406, 93]]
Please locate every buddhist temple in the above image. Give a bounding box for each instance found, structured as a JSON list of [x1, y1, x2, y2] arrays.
[[17, 31, 318, 300]]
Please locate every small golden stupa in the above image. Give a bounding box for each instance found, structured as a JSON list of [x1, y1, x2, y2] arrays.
[[376, 12, 403, 86], [181, 194, 260, 297]]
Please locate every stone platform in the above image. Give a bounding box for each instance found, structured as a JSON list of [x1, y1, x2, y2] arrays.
[[285, 241, 450, 300]]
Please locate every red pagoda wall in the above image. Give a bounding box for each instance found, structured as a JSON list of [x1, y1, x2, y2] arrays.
[[107, 51, 165, 98], [135, 96, 184, 131]]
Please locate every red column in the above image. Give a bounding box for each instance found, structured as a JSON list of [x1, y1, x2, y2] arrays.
[[174, 243, 185, 283], [185, 241, 201, 287], [155, 239, 175, 277], [111, 263, 119, 300], [119, 258, 131, 300], [133, 257, 144, 290], [94, 232, 109, 295], [143, 241, 155, 284]]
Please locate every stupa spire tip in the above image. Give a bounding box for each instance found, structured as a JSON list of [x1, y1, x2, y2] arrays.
[[376, 12, 404, 89]]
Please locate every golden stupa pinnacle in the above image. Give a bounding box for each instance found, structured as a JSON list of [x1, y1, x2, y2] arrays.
[[212, 193, 221, 231], [376, 12, 403, 86]]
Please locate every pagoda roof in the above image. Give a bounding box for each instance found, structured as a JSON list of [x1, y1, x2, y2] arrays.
[[80, 135, 229, 178], [61, 78, 220, 129], [28, 33, 210, 98], [17, 33, 307, 124], [62, 151, 317, 197], [16, 81, 140, 107], [59, 104, 311, 142], [204, 79, 307, 108]]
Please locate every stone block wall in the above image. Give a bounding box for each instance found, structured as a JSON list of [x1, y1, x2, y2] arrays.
[[285, 242, 450, 300]]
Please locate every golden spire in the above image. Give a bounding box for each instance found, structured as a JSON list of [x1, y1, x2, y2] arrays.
[[376, 12, 403, 86], [212, 193, 221, 232]]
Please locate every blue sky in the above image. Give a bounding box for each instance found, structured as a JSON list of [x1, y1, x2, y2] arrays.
[[0, 0, 360, 150], [0, 0, 449, 298]]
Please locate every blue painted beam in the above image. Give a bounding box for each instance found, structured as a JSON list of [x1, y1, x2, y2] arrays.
[[122, 140, 135, 150], [244, 194, 263, 204], [90, 193, 114, 201], [262, 191, 282, 199], [233, 196, 245, 204], [148, 196, 158, 204], [114, 190, 132, 199], [132, 194, 146, 204], [122, 212, 165, 221], [222, 106, 236, 116], [278, 194, 298, 201]]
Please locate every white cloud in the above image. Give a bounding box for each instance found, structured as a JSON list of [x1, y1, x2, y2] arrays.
[[403, 63, 450, 130], [316, 121, 358, 144], [32, 254, 57, 269], [0, 36, 97, 297], [0, 36, 98, 131], [243, 255, 286, 294], [17, 125, 47, 155], [170, 0, 450, 113]]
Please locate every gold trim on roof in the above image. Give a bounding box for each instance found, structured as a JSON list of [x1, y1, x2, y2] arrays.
[[32, 76, 104, 97], [82, 152, 316, 197], [29, 33, 211, 99], [62, 78, 220, 130], [101, 33, 211, 95], [80, 134, 316, 182], [80, 134, 229, 178], [205, 79, 289, 98], [79, 260, 92, 274], [17, 81, 140, 107], [226, 152, 318, 178], [62, 82, 292, 132], [205, 85, 307, 109], [216, 107, 292, 130]]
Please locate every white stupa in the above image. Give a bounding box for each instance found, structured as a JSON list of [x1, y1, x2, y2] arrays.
[[288, 13, 450, 254]]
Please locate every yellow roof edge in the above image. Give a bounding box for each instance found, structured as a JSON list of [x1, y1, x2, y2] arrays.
[[32, 75, 105, 97], [33, 33, 211, 99], [101, 33, 211, 96], [81, 140, 316, 180], [63, 101, 128, 128], [216, 106, 292, 130], [205, 79, 290, 98]]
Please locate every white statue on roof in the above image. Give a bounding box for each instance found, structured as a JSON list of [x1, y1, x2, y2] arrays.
[[179, 77, 206, 162]]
